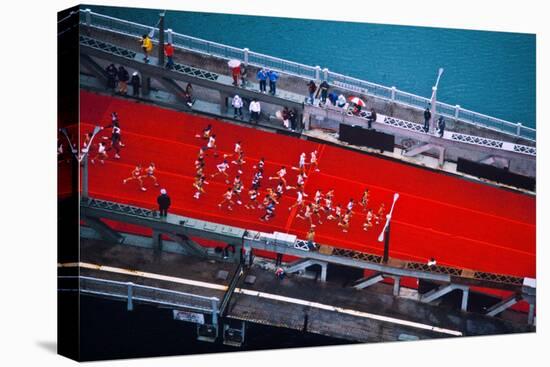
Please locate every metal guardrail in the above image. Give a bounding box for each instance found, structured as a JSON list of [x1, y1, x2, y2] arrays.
[[59, 275, 220, 319], [76, 9, 535, 141]]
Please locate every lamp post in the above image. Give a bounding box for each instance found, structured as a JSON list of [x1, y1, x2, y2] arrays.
[[60, 125, 101, 200], [158, 11, 165, 67], [378, 193, 400, 263], [429, 68, 444, 134]]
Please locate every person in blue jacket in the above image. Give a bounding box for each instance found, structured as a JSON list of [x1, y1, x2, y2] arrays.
[[267, 69, 279, 95], [257, 68, 267, 93]]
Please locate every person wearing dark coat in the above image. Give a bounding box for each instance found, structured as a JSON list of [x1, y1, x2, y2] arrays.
[[423, 106, 431, 132], [318, 81, 330, 103], [438, 116, 446, 137], [117, 66, 130, 95], [307, 80, 317, 104], [105, 64, 117, 91], [131, 72, 141, 97], [157, 189, 171, 217], [367, 108, 377, 129]]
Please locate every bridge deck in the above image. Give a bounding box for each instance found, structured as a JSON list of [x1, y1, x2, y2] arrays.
[[69, 238, 533, 342]]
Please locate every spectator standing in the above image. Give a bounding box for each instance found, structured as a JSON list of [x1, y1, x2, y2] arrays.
[[105, 63, 117, 91], [289, 108, 298, 131], [184, 83, 194, 107], [157, 188, 171, 218], [231, 65, 241, 86], [249, 99, 261, 124], [267, 69, 279, 95], [117, 66, 129, 95], [232, 94, 244, 119], [307, 80, 317, 104], [423, 106, 431, 132], [318, 81, 330, 104], [257, 68, 267, 93], [281, 106, 291, 129], [164, 42, 174, 69], [438, 116, 446, 137], [367, 108, 377, 129], [131, 71, 141, 97], [141, 34, 153, 63], [240, 64, 248, 87]]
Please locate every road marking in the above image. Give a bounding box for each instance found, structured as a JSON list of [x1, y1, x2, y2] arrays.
[[59, 262, 462, 336]]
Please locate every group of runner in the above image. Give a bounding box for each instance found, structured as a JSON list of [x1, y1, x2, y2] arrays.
[[192, 124, 389, 234]]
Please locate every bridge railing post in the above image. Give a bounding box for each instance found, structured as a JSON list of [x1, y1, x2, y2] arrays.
[[84, 8, 92, 27], [211, 298, 219, 326], [166, 28, 173, 44], [243, 48, 249, 66], [455, 104, 461, 120], [516, 122, 523, 137], [322, 68, 329, 82], [127, 282, 134, 311], [315, 66, 321, 82], [391, 86, 396, 101]]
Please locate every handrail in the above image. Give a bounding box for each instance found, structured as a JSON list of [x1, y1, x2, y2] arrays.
[[78, 9, 535, 141]]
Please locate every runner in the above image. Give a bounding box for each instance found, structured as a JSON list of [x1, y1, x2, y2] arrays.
[[193, 175, 208, 199], [141, 162, 159, 187], [231, 150, 246, 175], [122, 164, 146, 191], [251, 169, 263, 190], [288, 189, 307, 211], [269, 166, 287, 186], [327, 203, 342, 221], [90, 141, 108, 164], [232, 175, 244, 205], [363, 209, 374, 231], [338, 212, 351, 233], [253, 157, 265, 171], [205, 134, 218, 157], [275, 181, 285, 200], [296, 203, 313, 225], [309, 150, 320, 172], [286, 172, 305, 191], [375, 203, 386, 225], [346, 198, 355, 214], [218, 187, 235, 211], [224, 141, 242, 160], [195, 147, 206, 169], [360, 189, 370, 210], [311, 201, 323, 224], [244, 188, 259, 209], [260, 198, 276, 221], [211, 159, 230, 184], [195, 124, 213, 139]]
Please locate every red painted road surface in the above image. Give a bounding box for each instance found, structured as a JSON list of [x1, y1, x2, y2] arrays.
[[64, 91, 536, 303]]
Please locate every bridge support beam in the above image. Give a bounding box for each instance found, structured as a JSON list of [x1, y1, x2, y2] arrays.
[[82, 216, 124, 244], [157, 77, 188, 104], [352, 273, 384, 289], [152, 230, 163, 253], [163, 232, 207, 258], [80, 53, 109, 86], [485, 294, 520, 317], [285, 259, 328, 282], [420, 284, 470, 311], [403, 143, 445, 167]]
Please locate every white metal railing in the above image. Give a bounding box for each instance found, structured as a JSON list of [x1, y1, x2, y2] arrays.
[[58, 275, 219, 320], [78, 9, 535, 141]]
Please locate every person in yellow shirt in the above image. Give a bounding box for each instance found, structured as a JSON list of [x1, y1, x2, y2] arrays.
[[140, 34, 153, 63]]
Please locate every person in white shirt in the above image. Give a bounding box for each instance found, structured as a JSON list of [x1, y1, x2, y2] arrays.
[[249, 98, 261, 124], [232, 94, 243, 119], [211, 159, 230, 184]]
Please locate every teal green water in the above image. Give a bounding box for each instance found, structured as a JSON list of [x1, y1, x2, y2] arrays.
[[88, 5, 536, 128]]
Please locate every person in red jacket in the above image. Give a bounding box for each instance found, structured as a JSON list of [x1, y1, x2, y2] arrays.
[[164, 43, 174, 69], [232, 65, 241, 86]]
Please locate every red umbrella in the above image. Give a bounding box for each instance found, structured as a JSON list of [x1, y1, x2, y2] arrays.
[[348, 96, 365, 106]]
